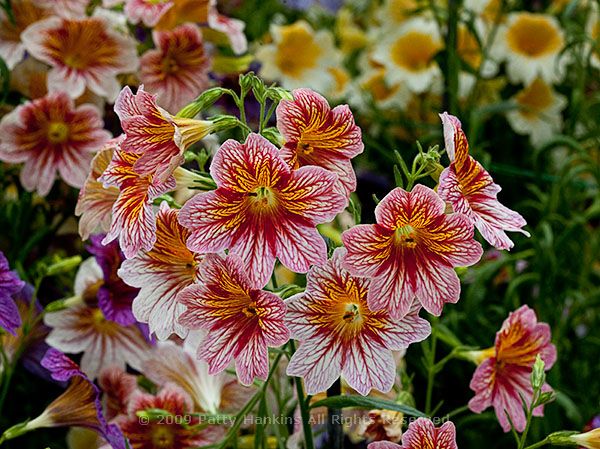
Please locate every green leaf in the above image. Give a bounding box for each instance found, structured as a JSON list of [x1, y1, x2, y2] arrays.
[[309, 395, 427, 417]]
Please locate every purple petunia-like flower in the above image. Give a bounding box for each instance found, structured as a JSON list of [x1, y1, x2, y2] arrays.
[[0, 251, 25, 335]]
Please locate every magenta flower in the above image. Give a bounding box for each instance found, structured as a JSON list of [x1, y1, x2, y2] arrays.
[[368, 418, 458, 449], [178, 253, 290, 386], [140, 23, 211, 112], [286, 248, 430, 395], [342, 184, 483, 319], [0, 251, 25, 335], [119, 203, 204, 340], [179, 132, 347, 287], [276, 88, 363, 193], [437, 113, 530, 250], [468, 305, 556, 432], [0, 91, 110, 196]]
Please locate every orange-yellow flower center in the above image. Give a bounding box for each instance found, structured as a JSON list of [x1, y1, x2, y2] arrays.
[[342, 303, 360, 323], [395, 225, 418, 248], [151, 424, 175, 449], [249, 186, 278, 212], [275, 23, 322, 78], [361, 69, 400, 102], [457, 25, 482, 69], [242, 301, 258, 318], [515, 78, 554, 118], [47, 122, 70, 144], [296, 141, 314, 156], [506, 14, 563, 57], [390, 31, 442, 72]]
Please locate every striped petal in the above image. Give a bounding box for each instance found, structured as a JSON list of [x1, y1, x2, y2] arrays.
[[401, 418, 458, 449]]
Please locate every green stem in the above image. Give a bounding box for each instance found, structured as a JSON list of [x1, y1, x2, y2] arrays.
[[424, 319, 438, 415], [523, 438, 550, 449], [289, 341, 314, 449], [445, 404, 470, 419], [445, 0, 460, 115]]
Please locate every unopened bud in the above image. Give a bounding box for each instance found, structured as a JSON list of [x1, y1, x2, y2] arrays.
[[177, 88, 229, 118]]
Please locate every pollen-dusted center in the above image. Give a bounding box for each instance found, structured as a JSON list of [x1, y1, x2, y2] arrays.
[[395, 225, 418, 248], [47, 122, 70, 144], [342, 302, 361, 323], [248, 186, 278, 211]]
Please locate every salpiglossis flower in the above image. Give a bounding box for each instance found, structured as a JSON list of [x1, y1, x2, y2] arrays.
[[22, 16, 138, 101], [178, 253, 289, 386], [140, 23, 211, 112], [0, 91, 111, 196], [368, 418, 458, 449], [0, 251, 25, 335], [115, 86, 218, 182], [286, 248, 430, 395], [276, 88, 364, 194], [119, 203, 204, 340], [179, 132, 347, 287], [342, 184, 483, 319], [468, 305, 556, 432], [437, 113, 530, 250]]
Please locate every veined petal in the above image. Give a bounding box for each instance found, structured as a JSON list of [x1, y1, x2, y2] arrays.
[[286, 337, 343, 395], [342, 224, 395, 278], [342, 338, 396, 395]]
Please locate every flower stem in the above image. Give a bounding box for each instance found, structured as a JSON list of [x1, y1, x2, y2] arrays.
[[523, 438, 550, 449], [425, 318, 438, 415], [327, 379, 343, 449], [444, 0, 460, 115], [289, 341, 314, 449]]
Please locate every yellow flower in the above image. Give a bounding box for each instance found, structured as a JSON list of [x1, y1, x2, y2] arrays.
[[586, 2, 600, 69], [336, 8, 368, 54]]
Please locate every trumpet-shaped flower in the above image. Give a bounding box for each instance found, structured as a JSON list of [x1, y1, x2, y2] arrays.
[[468, 305, 557, 432], [22, 16, 138, 101], [179, 132, 346, 287], [75, 138, 121, 240], [286, 248, 430, 395], [99, 147, 176, 259], [342, 184, 482, 319], [368, 418, 458, 449], [177, 254, 289, 386], [276, 88, 364, 194], [115, 86, 218, 182], [19, 349, 127, 449], [140, 24, 210, 112], [0, 91, 111, 196], [437, 113, 530, 250], [493, 12, 565, 84], [570, 428, 600, 449], [0, 251, 25, 335], [119, 203, 204, 340]]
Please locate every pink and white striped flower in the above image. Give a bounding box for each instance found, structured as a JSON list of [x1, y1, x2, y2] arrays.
[[276, 88, 363, 194], [177, 253, 290, 386], [286, 248, 430, 396], [0, 91, 110, 196], [368, 418, 458, 449], [140, 23, 211, 112], [21, 16, 138, 101], [179, 132, 347, 287], [118, 203, 204, 340], [342, 184, 483, 319], [124, 0, 173, 27], [437, 113, 530, 250]]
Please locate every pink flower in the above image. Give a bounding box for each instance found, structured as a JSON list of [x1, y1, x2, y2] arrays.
[[140, 23, 211, 112], [286, 248, 430, 395], [99, 148, 176, 259], [21, 16, 138, 101], [115, 85, 218, 182], [342, 184, 483, 319], [177, 253, 290, 386], [38, 0, 89, 18], [276, 88, 363, 194], [207, 0, 247, 54], [118, 203, 204, 340], [98, 365, 139, 420], [0, 91, 110, 196], [468, 305, 556, 432], [179, 132, 347, 287], [368, 418, 458, 449], [124, 0, 173, 27], [437, 113, 530, 250]]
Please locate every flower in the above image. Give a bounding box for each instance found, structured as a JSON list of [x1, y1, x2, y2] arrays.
[[124, 0, 173, 27], [284, 0, 343, 12], [118, 203, 203, 340], [118, 384, 221, 449], [356, 409, 404, 444], [177, 253, 289, 386], [207, 0, 247, 55], [286, 248, 430, 395], [256, 20, 340, 92], [75, 138, 121, 240], [368, 418, 458, 449], [87, 235, 139, 325], [276, 88, 364, 194], [0, 251, 25, 335], [140, 24, 211, 112], [0, 0, 50, 69], [44, 258, 150, 378], [38, 0, 89, 17], [179, 132, 347, 287], [570, 428, 600, 449], [468, 305, 557, 432], [505, 77, 567, 147], [99, 147, 176, 259], [0, 91, 110, 196], [98, 365, 139, 420], [342, 184, 483, 319], [372, 16, 442, 94], [13, 349, 128, 449], [115, 85, 218, 182], [587, 4, 600, 70], [437, 113, 530, 250], [21, 16, 138, 101], [374, 0, 420, 28], [493, 12, 565, 84], [154, 0, 210, 30]]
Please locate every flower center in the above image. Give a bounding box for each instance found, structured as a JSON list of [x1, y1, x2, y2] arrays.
[[515, 78, 554, 118], [275, 23, 322, 78], [390, 31, 441, 72], [506, 14, 563, 57], [248, 186, 278, 211], [395, 225, 417, 248], [296, 141, 313, 156], [151, 424, 175, 449], [242, 301, 258, 318], [162, 55, 180, 74], [47, 122, 70, 144], [342, 303, 360, 323]]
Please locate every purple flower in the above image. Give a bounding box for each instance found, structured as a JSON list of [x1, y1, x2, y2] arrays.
[[0, 251, 25, 335], [281, 0, 343, 12], [87, 235, 139, 326]]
